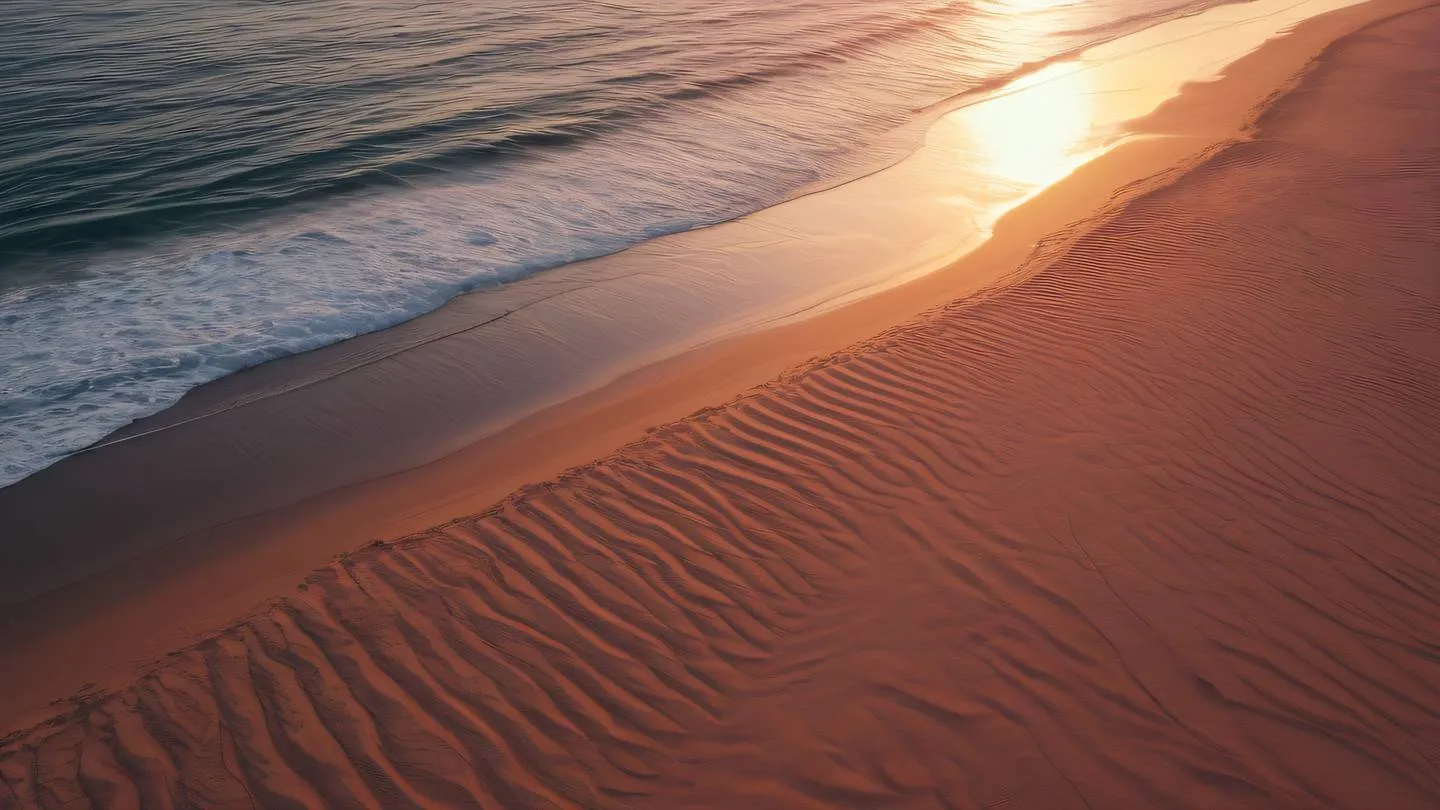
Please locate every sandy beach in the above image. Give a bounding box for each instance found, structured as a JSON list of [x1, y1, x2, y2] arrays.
[[3, 0, 1439, 806]]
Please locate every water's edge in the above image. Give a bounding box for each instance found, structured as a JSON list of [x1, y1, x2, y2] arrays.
[[0, 0, 1237, 489]]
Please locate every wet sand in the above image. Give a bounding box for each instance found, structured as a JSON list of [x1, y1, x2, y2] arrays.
[[4, 0, 1440, 806]]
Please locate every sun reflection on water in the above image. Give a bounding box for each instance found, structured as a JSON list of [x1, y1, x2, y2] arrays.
[[964, 61, 1095, 190]]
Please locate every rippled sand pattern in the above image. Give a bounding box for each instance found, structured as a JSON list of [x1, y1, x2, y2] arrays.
[[4, 9, 1440, 810]]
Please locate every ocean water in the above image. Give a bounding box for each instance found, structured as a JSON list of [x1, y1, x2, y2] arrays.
[[0, 0, 1220, 487]]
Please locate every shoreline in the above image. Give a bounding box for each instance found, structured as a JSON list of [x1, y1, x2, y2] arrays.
[[0, 0, 1428, 735], [0, 0, 1225, 496]]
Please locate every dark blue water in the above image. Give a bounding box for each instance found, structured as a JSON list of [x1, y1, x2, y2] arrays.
[[0, 0, 1008, 257], [0, 0, 1216, 486]]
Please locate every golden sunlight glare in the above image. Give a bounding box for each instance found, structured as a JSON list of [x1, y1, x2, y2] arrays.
[[965, 61, 1094, 188]]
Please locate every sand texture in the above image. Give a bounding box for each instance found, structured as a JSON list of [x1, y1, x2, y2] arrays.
[[4, 5, 1440, 809]]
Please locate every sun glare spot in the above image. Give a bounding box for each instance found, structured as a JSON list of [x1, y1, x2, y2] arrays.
[[965, 61, 1095, 189]]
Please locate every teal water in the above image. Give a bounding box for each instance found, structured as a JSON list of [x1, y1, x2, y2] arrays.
[[0, 0, 1219, 486]]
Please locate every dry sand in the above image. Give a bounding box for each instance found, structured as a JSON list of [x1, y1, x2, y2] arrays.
[[4, 1, 1440, 807]]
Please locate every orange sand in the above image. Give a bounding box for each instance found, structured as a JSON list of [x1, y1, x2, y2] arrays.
[[3, 2, 1440, 807]]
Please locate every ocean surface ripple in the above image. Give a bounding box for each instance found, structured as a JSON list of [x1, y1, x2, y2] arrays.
[[0, 0, 1211, 487]]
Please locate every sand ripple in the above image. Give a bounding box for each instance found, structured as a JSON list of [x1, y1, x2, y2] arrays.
[[4, 7, 1440, 809]]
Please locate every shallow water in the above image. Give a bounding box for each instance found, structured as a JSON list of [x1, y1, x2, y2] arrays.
[[0, 0, 1220, 486]]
